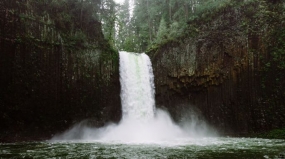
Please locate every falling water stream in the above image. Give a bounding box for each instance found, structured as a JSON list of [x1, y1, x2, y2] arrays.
[[119, 51, 155, 121], [0, 51, 284, 158]]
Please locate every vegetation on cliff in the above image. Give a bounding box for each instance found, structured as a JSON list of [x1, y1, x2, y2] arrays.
[[257, 128, 285, 139], [116, 0, 236, 52], [145, 0, 285, 136], [1, 0, 285, 141], [115, 0, 284, 52]]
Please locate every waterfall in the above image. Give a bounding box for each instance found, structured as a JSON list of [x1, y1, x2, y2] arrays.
[[119, 51, 155, 121], [51, 51, 216, 142]]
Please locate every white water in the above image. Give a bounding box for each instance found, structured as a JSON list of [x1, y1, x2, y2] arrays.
[[51, 51, 216, 143], [119, 51, 155, 121]]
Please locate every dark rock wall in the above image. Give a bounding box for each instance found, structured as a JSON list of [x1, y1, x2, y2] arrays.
[[0, 1, 121, 141], [149, 1, 285, 135]]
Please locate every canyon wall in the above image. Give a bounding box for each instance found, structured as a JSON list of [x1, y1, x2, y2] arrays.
[[0, 1, 121, 141], [149, 1, 285, 135], [1, 0, 284, 141]]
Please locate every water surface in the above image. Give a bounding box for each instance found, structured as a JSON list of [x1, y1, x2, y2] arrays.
[[1, 137, 284, 158]]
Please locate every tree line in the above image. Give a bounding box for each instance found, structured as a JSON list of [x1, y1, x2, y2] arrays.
[[114, 0, 235, 52], [113, 0, 282, 52]]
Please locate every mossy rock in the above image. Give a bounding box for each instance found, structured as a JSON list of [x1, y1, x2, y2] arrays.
[[257, 128, 285, 139]]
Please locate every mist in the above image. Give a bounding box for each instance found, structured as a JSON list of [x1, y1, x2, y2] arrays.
[[51, 51, 218, 144], [51, 108, 218, 144]]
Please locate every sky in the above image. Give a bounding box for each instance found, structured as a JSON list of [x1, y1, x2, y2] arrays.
[[114, 0, 124, 4]]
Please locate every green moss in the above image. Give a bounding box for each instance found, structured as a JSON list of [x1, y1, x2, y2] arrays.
[[256, 128, 285, 139]]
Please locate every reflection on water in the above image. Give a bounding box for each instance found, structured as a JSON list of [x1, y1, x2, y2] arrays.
[[1, 137, 284, 159]]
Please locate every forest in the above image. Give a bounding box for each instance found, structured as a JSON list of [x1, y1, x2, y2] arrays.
[[1, 0, 285, 142]]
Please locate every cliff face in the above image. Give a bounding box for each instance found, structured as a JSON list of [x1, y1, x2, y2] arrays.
[[0, 1, 121, 141], [149, 1, 285, 135]]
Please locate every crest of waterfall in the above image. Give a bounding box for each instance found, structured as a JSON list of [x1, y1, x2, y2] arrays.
[[119, 51, 155, 121]]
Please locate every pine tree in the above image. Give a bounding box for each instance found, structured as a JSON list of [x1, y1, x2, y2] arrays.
[[115, 0, 131, 50], [100, 0, 116, 46], [114, 0, 236, 51], [155, 18, 168, 44]]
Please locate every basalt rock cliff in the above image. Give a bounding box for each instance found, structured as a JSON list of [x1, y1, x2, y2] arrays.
[[0, 1, 121, 142], [149, 1, 285, 135]]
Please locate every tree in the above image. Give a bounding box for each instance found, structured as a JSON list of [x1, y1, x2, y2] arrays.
[[114, 0, 237, 51], [100, 0, 117, 46], [155, 18, 168, 44], [115, 0, 131, 50]]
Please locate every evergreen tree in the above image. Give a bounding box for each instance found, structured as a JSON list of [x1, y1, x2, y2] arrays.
[[115, 0, 131, 50], [155, 18, 168, 44], [114, 0, 240, 52], [100, 0, 117, 46]]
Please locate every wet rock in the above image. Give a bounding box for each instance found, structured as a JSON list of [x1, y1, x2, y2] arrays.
[[149, 1, 285, 135]]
